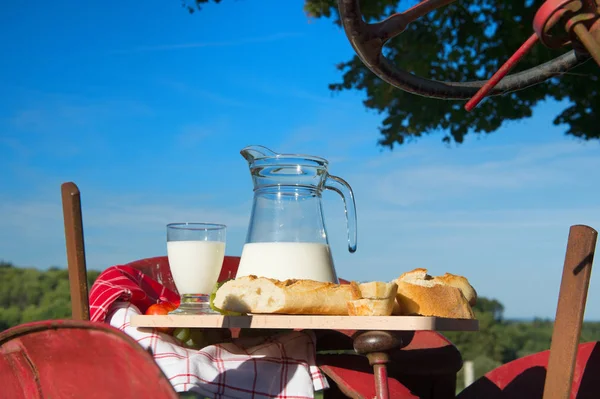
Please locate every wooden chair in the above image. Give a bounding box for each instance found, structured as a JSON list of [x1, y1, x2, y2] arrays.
[[458, 224, 598, 399]]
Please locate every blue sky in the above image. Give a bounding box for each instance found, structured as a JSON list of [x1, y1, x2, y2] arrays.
[[1, 0, 599, 320]]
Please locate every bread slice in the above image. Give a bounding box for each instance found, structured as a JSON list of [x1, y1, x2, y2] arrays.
[[213, 275, 362, 315], [395, 268, 476, 319], [347, 281, 398, 316], [392, 300, 402, 316], [348, 298, 395, 316], [434, 273, 477, 306], [358, 281, 398, 299]]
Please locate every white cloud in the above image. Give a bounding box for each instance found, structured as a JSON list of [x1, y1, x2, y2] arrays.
[[346, 140, 600, 207]]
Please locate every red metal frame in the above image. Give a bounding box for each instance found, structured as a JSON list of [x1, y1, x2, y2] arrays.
[[466, 0, 600, 110], [335, 0, 598, 107]]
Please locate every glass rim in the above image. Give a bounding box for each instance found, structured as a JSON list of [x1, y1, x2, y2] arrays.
[[167, 222, 227, 231]]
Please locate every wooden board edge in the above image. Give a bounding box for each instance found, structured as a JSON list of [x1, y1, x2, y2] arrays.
[[129, 314, 479, 332]]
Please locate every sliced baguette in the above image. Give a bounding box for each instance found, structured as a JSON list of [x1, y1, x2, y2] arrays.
[[358, 281, 398, 299], [434, 273, 477, 306], [395, 268, 476, 319], [213, 275, 362, 315], [392, 300, 402, 316], [348, 281, 398, 316], [348, 298, 395, 316]]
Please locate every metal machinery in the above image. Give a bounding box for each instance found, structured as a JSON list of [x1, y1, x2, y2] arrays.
[[336, 0, 600, 110]]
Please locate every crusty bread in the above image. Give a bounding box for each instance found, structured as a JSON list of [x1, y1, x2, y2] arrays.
[[348, 281, 398, 316], [434, 272, 477, 306], [358, 281, 398, 299], [395, 268, 476, 319], [392, 300, 402, 315], [348, 298, 395, 316], [396, 268, 477, 306], [213, 275, 361, 315]]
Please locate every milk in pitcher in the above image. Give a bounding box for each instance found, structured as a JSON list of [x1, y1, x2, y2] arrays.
[[236, 242, 338, 283]]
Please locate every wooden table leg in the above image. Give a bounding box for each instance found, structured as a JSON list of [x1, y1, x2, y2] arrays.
[[353, 330, 403, 399]]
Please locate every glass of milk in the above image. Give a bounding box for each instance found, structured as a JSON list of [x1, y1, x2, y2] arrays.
[[166, 222, 226, 315]]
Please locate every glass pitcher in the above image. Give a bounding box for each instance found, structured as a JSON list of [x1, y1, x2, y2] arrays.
[[236, 145, 357, 283]]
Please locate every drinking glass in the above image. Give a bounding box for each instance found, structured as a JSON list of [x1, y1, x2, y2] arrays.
[[167, 222, 226, 315]]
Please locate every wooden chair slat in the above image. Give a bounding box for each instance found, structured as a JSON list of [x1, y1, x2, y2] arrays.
[[543, 225, 597, 399], [61, 182, 90, 321]]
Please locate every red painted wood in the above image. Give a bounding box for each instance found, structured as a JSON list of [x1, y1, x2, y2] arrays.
[[318, 354, 419, 399], [375, 362, 391, 399], [0, 320, 178, 399], [458, 341, 600, 398], [317, 330, 462, 398], [0, 341, 42, 398]]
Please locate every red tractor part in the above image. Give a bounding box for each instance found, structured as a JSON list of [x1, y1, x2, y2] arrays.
[[466, 0, 600, 110], [335, 0, 599, 109]]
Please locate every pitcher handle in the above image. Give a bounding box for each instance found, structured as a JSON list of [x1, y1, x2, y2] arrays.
[[325, 175, 357, 253]]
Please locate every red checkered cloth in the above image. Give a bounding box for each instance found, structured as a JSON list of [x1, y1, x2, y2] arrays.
[[89, 266, 329, 398]]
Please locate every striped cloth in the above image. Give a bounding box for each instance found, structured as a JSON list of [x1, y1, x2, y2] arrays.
[[89, 265, 328, 398]]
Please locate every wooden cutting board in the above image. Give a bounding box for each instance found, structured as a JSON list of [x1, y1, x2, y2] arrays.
[[131, 314, 479, 331]]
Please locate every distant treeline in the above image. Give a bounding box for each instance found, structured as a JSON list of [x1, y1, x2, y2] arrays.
[[0, 261, 100, 331], [1, 261, 599, 391]]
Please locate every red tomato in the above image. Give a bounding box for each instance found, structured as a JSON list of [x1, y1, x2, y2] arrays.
[[146, 303, 170, 315], [145, 303, 176, 334]]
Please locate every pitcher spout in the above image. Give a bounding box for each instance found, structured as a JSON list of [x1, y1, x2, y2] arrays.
[[240, 145, 278, 163]]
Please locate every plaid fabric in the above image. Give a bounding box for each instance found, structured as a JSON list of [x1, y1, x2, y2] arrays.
[[89, 265, 180, 322], [89, 266, 328, 398]]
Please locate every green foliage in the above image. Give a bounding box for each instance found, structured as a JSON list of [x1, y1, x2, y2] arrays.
[[180, 0, 222, 14], [0, 262, 100, 332]]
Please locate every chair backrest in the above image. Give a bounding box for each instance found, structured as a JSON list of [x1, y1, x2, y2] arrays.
[[458, 341, 600, 399], [456, 225, 598, 399], [0, 319, 178, 399], [542, 225, 597, 399], [62, 182, 90, 321]]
